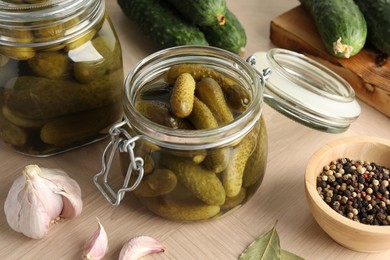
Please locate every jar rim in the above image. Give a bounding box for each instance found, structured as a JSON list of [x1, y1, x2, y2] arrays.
[[123, 45, 264, 150], [0, 0, 104, 47]]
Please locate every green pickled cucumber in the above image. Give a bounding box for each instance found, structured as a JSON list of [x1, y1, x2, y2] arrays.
[[33, 23, 64, 42], [223, 126, 258, 197], [132, 169, 177, 197], [40, 102, 122, 146], [166, 64, 235, 86], [166, 148, 207, 164], [188, 96, 218, 129], [2, 106, 48, 128], [139, 196, 220, 221], [170, 73, 196, 118], [6, 69, 123, 119], [64, 29, 97, 51], [162, 155, 226, 205], [223, 83, 251, 113], [0, 111, 27, 146], [0, 46, 35, 60], [27, 52, 71, 79], [73, 36, 122, 83], [203, 146, 230, 173], [0, 29, 35, 60], [195, 77, 233, 124], [136, 100, 180, 128], [221, 187, 246, 211], [243, 118, 268, 188], [166, 64, 251, 112]]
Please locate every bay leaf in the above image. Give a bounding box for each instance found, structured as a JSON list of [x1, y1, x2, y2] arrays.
[[281, 249, 305, 260], [239, 224, 280, 260]]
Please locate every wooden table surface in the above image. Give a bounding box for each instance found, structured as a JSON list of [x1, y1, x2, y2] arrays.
[[1, 0, 390, 259]]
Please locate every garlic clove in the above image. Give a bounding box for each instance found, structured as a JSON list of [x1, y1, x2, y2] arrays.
[[118, 236, 165, 260], [82, 219, 108, 260], [39, 167, 83, 219], [24, 165, 64, 219], [17, 185, 52, 239]]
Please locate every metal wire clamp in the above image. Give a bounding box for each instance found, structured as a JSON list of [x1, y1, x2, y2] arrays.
[[93, 120, 145, 206]]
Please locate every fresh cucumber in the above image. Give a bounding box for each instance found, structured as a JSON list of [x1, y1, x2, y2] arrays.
[[200, 9, 247, 55], [355, 0, 390, 55], [117, 0, 208, 48], [299, 0, 367, 58], [165, 0, 226, 26]]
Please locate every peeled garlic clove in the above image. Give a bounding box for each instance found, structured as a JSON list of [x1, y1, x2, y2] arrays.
[[119, 236, 165, 260], [3, 164, 83, 239], [82, 219, 108, 260]]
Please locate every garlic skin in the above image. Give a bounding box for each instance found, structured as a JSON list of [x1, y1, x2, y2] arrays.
[[82, 219, 108, 260], [4, 164, 82, 239], [119, 236, 165, 260]]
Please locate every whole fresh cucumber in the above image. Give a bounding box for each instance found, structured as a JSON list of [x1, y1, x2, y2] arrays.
[[117, 0, 208, 48], [355, 0, 390, 55], [299, 0, 367, 58], [200, 9, 247, 55], [165, 0, 226, 26]]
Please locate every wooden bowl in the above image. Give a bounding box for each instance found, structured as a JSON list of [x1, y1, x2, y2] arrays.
[[305, 136, 390, 252]]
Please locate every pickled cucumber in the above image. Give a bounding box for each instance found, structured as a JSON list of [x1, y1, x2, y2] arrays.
[[132, 169, 177, 197], [0, 59, 18, 87], [195, 77, 233, 124], [162, 155, 226, 205], [0, 112, 27, 146], [6, 69, 123, 119], [2, 106, 48, 128], [73, 36, 122, 83], [0, 29, 35, 60], [243, 118, 268, 188], [139, 196, 220, 221], [188, 97, 218, 129], [166, 64, 235, 87], [223, 83, 251, 113], [27, 52, 71, 79], [166, 64, 251, 112], [170, 73, 196, 118], [33, 23, 64, 42], [221, 187, 246, 211], [136, 100, 180, 128], [223, 126, 258, 197], [40, 102, 122, 146], [203, 146, 230, 173]]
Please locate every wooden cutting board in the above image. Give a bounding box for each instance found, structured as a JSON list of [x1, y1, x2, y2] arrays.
[[270, 5, 390, 118]]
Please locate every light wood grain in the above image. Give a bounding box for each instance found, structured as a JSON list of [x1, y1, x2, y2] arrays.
[[305, 136, 390, 253], [1, 1, 390, 260]]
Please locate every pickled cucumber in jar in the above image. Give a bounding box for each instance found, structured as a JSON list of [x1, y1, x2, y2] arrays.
[[0, 3, 124, 156], [125, 64, 267, 221]]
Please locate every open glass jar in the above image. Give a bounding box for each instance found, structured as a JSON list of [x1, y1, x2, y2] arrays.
[[94, 46, 360, 221], [0, 0, 123, 156]]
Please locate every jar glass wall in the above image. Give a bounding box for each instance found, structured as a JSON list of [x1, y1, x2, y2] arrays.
[[0, 0, 124, 156], [118, 46, 268, 221]]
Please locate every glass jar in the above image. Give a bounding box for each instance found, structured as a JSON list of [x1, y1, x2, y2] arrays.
[[94, 46, 268, 221], [0, 0, 124, 156], [94, 46, 361, 222]]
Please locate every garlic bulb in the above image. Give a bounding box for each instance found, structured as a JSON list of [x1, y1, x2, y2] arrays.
[[4, 164, 82, 239], [119, 236, 165, 260], [82, 219, 108, 260]]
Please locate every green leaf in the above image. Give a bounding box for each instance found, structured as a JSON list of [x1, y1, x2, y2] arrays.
[[281, 249, 305, 260], [239, 224, 281, 260]]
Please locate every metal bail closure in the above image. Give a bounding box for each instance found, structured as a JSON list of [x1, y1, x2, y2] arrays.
[[93, 120, 145, 206], [247, 48, 361, 133]]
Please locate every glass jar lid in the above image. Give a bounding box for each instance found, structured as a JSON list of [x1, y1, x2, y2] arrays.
[[250, 48, 361, 133], [0, 0, 104, 47]]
